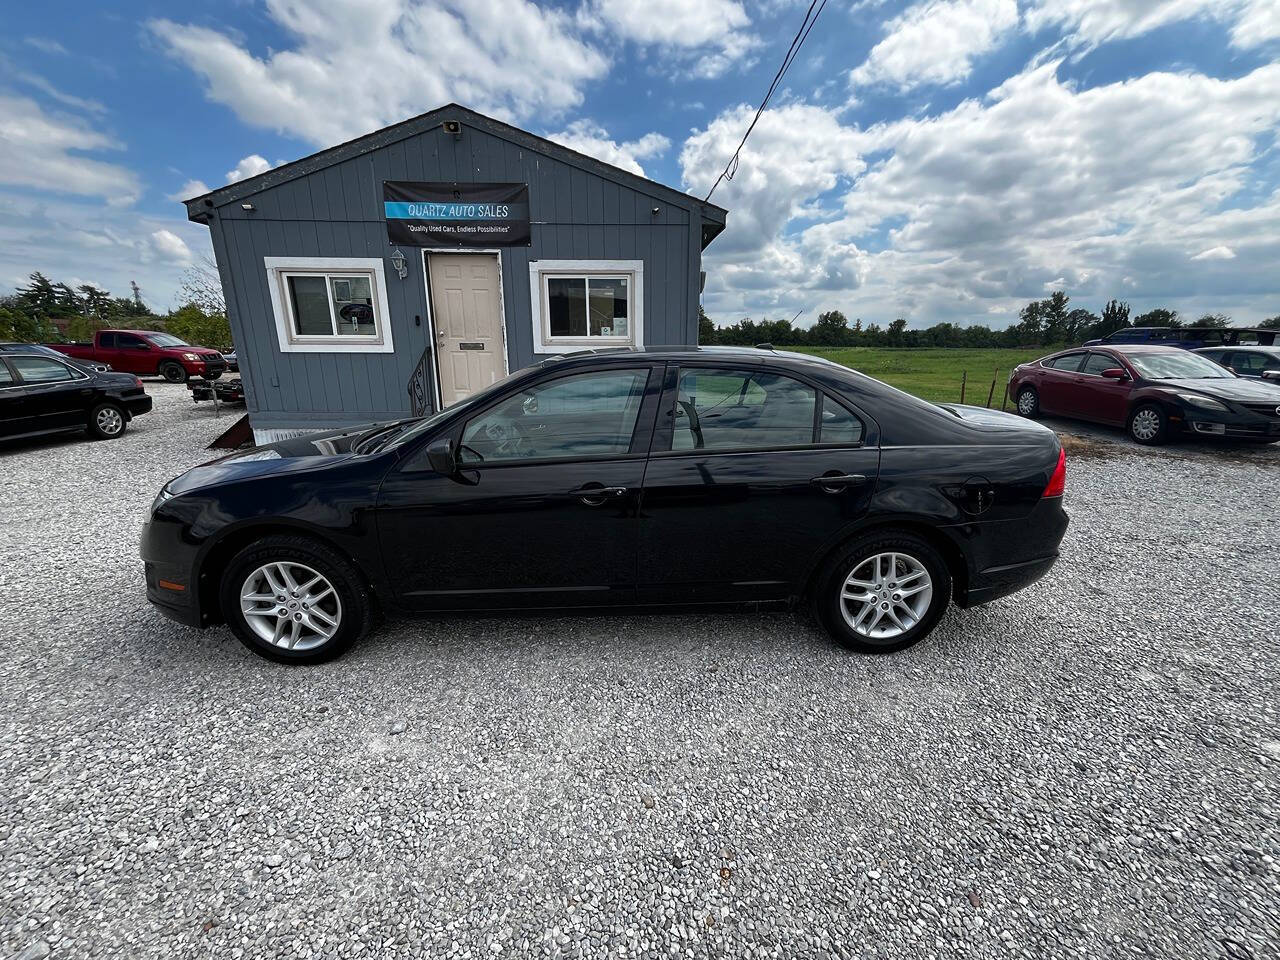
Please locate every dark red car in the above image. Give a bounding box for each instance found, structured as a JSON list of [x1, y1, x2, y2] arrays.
[[49, 329, 226, 383], [1008, 345, 1280, 445]]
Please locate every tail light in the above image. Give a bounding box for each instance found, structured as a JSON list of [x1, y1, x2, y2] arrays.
[[134, 376, 143, 389], [1042, 448, 1066, 498]]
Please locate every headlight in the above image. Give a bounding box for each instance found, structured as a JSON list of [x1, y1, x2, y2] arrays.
[[151, 485, 175, 514], [1175, 392, 1229, 412], [182, 352, 201, 362]]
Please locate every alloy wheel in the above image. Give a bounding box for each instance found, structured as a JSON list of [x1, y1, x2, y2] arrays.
[[1131, 408, 1161, 442], [240, 561, 343, 651], [1017, 390, 1037, 415], [96, 407, 123, 435], [840, 552, 933, 641]]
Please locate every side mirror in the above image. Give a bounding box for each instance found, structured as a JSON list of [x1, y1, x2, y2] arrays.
[[425, 437, 458, 475], [1101, 368, 1127, 380], [1262, 370, 1280, 381]]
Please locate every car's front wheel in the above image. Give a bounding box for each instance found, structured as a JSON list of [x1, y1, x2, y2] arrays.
[[1128, 403, 1167, 445], [160, 361, 187, 383], [219, 535, 372, 664], [814, 532, 951, 653]]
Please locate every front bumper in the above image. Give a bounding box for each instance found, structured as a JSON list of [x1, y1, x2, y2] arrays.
[[185, 357, 227, 379], [1168, 399, 1280, 440], [140, 516, 206, 628]]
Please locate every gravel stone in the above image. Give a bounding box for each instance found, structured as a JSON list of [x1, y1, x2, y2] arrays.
[[1, 382, 1278, 959]]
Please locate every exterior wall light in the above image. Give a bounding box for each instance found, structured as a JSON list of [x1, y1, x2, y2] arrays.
[[241, 203, 255, 211], [390, 247, 408, 279]]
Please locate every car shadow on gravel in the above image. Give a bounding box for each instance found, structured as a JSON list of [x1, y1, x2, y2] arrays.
[[1043, 417, 1280, 465]]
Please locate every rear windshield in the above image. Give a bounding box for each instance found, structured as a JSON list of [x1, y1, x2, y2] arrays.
[[1127, 352, 1234, 380]]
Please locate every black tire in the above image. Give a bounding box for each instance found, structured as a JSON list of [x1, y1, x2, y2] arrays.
[[1016, 386, 1040, 418], [87, 402, 127, 440], [160, 362, 187, 383], [1127, 403, 1167, 445], [219, 535, 372, 665], [813, 531, 952, 654]]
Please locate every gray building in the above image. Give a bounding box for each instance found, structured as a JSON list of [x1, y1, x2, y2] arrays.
[[185, 103, 727, 443]]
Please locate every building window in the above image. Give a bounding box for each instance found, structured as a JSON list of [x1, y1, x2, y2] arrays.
[[264, 257, 394, 353], [529, 260, 643, 353]]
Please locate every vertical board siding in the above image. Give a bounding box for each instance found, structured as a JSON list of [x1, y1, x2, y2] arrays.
[[207, 121, 704, 429]]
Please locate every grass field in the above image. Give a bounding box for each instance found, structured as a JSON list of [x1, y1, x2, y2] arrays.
[[790, 346, 1053, 404]]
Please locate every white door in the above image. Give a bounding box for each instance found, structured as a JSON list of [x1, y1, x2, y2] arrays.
[[427, 253, 505, 405]]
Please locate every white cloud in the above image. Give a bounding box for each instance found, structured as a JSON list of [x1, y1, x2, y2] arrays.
[[168, 179, 211, 202], [24, 37, 68, 56], [546, 121, 670, 176], [150, 229, 193, 263], [580, 0, 760, 77], [1023, 0, 1280, 49], [149, 0, 610, 146], [850, 0, 1018, 91], [1191, 245, 1237, 261], [0, 93, 140, 204], [687, 62, 1280, 326], [225, 155, 273, 184]]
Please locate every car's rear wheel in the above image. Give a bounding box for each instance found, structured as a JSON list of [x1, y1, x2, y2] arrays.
[[219, 535, 372, 664], [814, 532, 951, 653], [160, 362, 187, 383], [87, 402, 127, 440], [1128, 404, 1167, 445], [1016, 386, 1040, 418]]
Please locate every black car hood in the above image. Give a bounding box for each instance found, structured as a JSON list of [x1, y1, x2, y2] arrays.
[[166, 421, 411, 496], [1155, 378, 1280, 402]]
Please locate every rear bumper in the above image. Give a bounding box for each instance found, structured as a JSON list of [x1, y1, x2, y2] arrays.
[[124, 395, 153, 418], [949, 496, 1070, 608]]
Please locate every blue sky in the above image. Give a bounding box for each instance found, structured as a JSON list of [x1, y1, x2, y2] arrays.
[[2, 0, 1278, 328]]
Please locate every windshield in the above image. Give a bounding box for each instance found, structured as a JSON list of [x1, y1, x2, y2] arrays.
[[1127, 352, 1234, 380], [146, 332, 190, 348], [382, 366, 534, 451]]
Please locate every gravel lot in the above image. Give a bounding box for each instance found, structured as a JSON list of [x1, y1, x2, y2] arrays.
[[2, 382, 1278, 960]]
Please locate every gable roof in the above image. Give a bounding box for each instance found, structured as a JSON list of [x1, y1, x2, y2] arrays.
[[184, 103, 727, 247]]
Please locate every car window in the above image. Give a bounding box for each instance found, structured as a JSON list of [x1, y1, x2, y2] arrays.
[[459, 368, 648, 464], [674, 367, 817, 451], [1080, 353, 1118, 376], [1198, 349, 1224, 362], [1043, 353, 1084, 371], [819, 395, 863, 444], [116, 333, 146, 349], [0, 361, 13, 386], [11, 356, 77, 384], [1231, 352, 1280, 374], [98, 332, 117, 348]]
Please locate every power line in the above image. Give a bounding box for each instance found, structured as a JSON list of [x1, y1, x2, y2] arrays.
[[703, 0, 829, 203]]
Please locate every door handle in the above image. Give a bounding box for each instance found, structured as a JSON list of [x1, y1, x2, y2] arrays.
[[569, 484, 628, 506], [810, 473, 868, 492]]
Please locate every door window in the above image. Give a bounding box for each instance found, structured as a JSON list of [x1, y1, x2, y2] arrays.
[[116, 333, 147, 349], [11, 356, 77, 383], [1042, 353, 1085, 370], [1080, 353, 1119, 376], [0, 361, 13, 386], [673, 368, 817, 451], [98, 332, 117, 348], [459, 368, 649, 464], [819, 395, 864, 444], [1231, 352, 1280, 375]]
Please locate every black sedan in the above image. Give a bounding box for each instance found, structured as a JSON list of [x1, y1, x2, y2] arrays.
[[142, 347, 1069, 664], [1, 350, 152, 443]]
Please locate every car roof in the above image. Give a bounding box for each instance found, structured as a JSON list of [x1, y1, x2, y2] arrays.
[[1097, 344, 1188, 354], [540, 344, 846, 368], [1194, 344, 1279, 353]]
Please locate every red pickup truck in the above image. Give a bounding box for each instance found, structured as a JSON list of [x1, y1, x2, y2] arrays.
[[50, 329, 226, 383]]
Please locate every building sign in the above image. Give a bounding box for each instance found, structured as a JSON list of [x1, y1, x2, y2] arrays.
[[383, 181, 530, 246]]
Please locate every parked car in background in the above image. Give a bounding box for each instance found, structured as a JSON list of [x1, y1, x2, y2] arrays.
[[1010, 345, 1280, 444], [1, 349, 152, 443], [1084, 326, 1278, 349], [1194, 346, 1280, 382], [143, 346, 1069, 664], [48, 329, 226, 383], [222, 349, 239, 372], [0, 341, 111, 374]]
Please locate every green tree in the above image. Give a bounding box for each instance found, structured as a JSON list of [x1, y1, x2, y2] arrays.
[[1134, 307, 1178, 328], [1095, 300, 1131, 339], [1192, 313, 1230, 328], [697, 306, 716, 345], [165, 303, 233, 349], [1259, 316, 1280, 329], [1066, 308, 1098, 343], [886, 317, 908, 347], [808, 310, 850, 346], [1040, 291, 1070, 343]]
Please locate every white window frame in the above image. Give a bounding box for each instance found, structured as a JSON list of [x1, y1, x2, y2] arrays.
[[264, 257, 395, 354], [528, 259, 643, 354]]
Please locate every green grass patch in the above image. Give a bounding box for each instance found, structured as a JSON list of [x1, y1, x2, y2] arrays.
[[791, 346, 1053, 404]]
